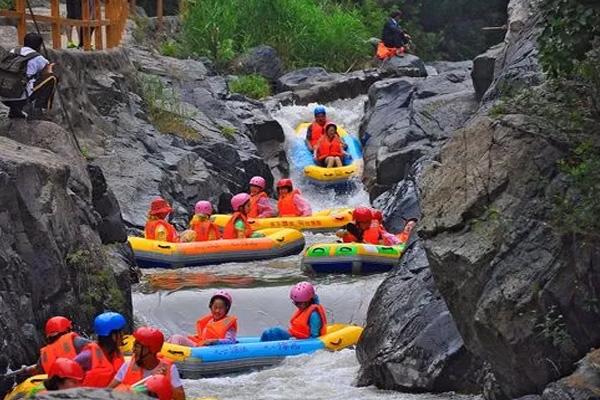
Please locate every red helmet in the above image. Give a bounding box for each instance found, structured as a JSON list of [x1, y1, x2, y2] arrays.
[[371, 209, 383, 222], [277, 178, 293, 190], [45, 316, 72, 338], [144, 375, 173, 400], [353, 207, 373, 223], [133, 327, 164, 353], [48, 357, 84, 381], [149, 197, 172, 216]]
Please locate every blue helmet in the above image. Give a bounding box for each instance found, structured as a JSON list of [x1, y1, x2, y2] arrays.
[[313, 105, 326, 116], [94, 312, 127, 336]]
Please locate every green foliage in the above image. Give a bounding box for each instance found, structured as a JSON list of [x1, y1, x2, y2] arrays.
[[536, 305, 571, 348], [220, 125, 237, 140], [131, 14, 151, 45], [159, 39, 186, 58], [0, 0, 14, 9], [229, 74, 271, 99], [136, 74, 199, 140]]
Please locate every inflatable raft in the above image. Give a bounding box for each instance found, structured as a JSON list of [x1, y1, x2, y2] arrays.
[[129, 228, 305, 269], [292, 123, 363, 185], [212, 208, 353, 232], [302, 242, 409, 274]]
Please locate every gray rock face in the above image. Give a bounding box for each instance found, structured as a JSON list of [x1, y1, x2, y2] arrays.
[[232, 45, 284, 82], [540, 349, 600, 400], [356, 240, 483, 393], [378, 54, 428, 77], [420, 116, 600, 399], [472, 44, 504, 100]]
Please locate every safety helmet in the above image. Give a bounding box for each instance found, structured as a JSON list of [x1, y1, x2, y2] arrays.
[[290, 281, 315, 303], [210, 289, 233, 310], [194, 201, 213, 216], [353, 207, 373, 223], [45, 316, 72, 338], [231, 193, 251, 211], [149, 197, 172, 216], [276, 178, 293, 190], [249, 176, 266, 190], [48, 358, 84, 381], [371, 209, 383, 222], [313, 105, 326, 116], [144, 375, 173, 400], [94, 312, 127, 337], [132, 327, 164, 353]]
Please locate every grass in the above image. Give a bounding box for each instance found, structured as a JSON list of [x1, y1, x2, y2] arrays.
[[229, 74, 271, 99], [220, 125, 237, 140]]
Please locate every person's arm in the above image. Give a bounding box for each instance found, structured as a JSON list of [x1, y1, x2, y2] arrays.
[[215, 327, 237, 345], [257, 197, 275, 218], [108, 361, 128, 388], [73, 349, 93, 371], [305, 125, 313, 151], [293, 195, 312, 216], [308, 311, 323, 338], [170, 365, 186, 400]]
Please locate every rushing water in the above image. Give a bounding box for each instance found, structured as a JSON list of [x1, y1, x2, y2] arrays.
[[133, 101, 479, 400]]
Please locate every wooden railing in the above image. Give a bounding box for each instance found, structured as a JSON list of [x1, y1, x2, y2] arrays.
[[0, 0, 129, 50]]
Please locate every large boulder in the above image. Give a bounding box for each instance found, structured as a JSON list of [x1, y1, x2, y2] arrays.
[[378, 54, 428, 77], [472, 43, 504, 100], [541, 349, 600, 400], [420, 115, 600, 399], [232, 45, 285, 82]]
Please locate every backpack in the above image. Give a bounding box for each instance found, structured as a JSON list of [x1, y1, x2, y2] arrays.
[[0, 47, 40, 98]]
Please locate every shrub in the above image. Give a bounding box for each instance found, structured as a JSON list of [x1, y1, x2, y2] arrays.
[[229, 74, 271, 99]]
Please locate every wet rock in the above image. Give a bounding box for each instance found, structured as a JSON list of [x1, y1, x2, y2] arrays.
[[356, 241, 483, 393], [420, 116, 600, 399], [232, 45, 284, 82], [36, 388, 152, 399], [378, 54, 428, 77], [541, 349, 600, 400], [375, 141, 431, 186], [472, 43, 504, 100]]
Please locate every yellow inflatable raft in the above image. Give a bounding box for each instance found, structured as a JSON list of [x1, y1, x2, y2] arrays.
[[212, 208, 353, 232]]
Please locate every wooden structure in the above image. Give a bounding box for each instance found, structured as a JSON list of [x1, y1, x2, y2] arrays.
[[0, 0, 129, 50]]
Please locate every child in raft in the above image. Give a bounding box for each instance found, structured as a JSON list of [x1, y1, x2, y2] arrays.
[[222, 193, 265, 239], [313, 123, 348, 168], [181, 200, 221, 242], [260, 282, 327, 341], [168, 290, 237, 346], [276, 179, 312, 217], [337, 207, 417, 245], [248, 176, 276, 218], [145, 197, 179, 242]]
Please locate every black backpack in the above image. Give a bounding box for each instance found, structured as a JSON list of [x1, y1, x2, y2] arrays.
[[0, 47, 41, 98]]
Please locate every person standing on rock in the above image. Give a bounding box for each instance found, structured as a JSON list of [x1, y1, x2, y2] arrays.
[[0, 32, 57, 119], [378, 10, 411, 59], [305, 105, 330, 152]]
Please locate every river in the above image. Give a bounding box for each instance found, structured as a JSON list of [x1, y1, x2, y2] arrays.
[[132, 99, 478, 400]]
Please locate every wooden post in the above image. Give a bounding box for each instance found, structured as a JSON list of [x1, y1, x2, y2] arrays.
[[50, 0, 61, 49], [157, 0, 163, 32], [15, 0, 25, 45], [94, 0, 102, 49], [81, 0, 91, 50]]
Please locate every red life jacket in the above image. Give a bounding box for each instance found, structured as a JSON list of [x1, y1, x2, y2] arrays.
[[188, 314, 238, 346], [81, 342, 124, 388], [222, 212, 253, 239], [190, 218, 221, 241], [248, 191, 267, 218], [278, 190, 302, 217], [363, 221, 383, 245], [288, 304, 328, 339], [316, 135, 343, 161], [376, 42, 402, 60], [308, 121, 328, 147], [40, 332, 78, 373], [145, 219, 178, 242], [115, 356, 173, 388]]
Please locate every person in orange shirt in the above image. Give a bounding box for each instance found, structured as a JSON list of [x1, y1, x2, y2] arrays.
[[305, 105, 330, 152], [276, 179, 312, 217], [168, 290, 237, 347], [261, 282, 327, 341], [187, 201, 220, 242], [314, 123, 347, 168], [144, 197, 179, 242], [248, 176, 275, 218]]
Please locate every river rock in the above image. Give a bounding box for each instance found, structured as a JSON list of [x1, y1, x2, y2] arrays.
[[36, 388, 152, 399], [472, 43, 504, 100], [541, 349, 600, 399], [378, 54, 428, 77], [232, 45, 284, 82]]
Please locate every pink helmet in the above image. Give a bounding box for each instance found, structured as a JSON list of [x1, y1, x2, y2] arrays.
[[231, 193, 251, 211], [194, 200, 213, 215], [249, 176, 266, 190], [210, 289, 233, 308], [290, 281, 316, 303]]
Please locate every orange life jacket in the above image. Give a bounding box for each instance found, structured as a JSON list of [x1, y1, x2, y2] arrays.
[[81, 342, 124, 388], [189, 218, 221, 241], [363, 221, 383, 245], [115, 356, 173, 389], [288, 304, 328, 339], [316, 135, 343, 161], [40, 332, 78, 373], [188, 314, 238, 346], [376, 42, 401, 60], [248, 191, 267, 219], [308, 121, 328, 147], [278, 190, 302, 217], [145, 219, 178, 242], [222, 212, 253, 239]]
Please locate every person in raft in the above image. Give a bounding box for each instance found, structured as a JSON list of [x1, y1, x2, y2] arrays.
[[248, 176, 276, 218], [305, 105, 330, 152], [222, 193, 264, 239], [187, 200, 220, 242], [276, 179, 312, 217], [314, 123, 348, 168], [110, 327, 186, 400], [132, 374, 173, 400], [41, 358, 84, 392], [145, 197, 179, 242], [337, 207, 417, 245], [261, 281, 327, 341], [72, 312, 127, 388], [168, 290, 238, 347]]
